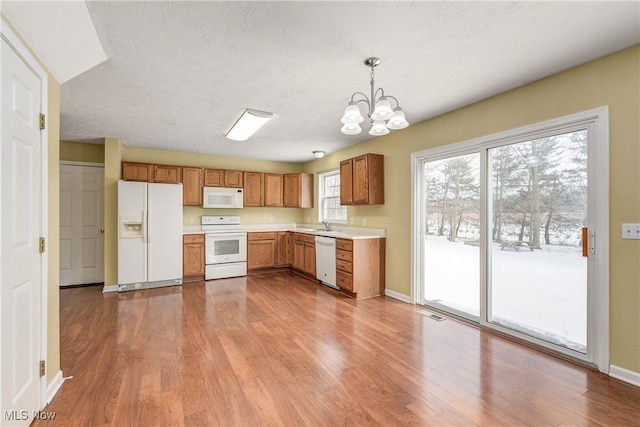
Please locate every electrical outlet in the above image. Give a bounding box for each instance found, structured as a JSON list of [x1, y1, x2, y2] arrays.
[[622, 223, 640, 240], [190, 216, 195, 224], [363, 218, 367, 226], [350, 218, 354, 225]]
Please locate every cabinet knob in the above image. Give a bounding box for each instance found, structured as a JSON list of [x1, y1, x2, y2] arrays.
[[100, 228, 105, 234]]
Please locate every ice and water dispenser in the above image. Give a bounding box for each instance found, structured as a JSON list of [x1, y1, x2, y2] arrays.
[[119, 216, 143, 238]]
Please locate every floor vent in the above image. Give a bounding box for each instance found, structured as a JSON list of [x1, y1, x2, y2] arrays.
[[417, 309, 446, 321]]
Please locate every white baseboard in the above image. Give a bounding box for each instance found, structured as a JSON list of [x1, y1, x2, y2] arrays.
[[609, 365, 640, 387], [385, 289, 412, 304], [102, 284, 119, 293], [46, 370, 63, 403]]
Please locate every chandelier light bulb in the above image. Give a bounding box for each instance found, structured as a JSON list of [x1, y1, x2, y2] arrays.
[[341, 123, 362, 135], [371, 97, 393, 120], [341, 104, 364, 124], [387, 107, 409, 130], [369, 120, 389, 136]]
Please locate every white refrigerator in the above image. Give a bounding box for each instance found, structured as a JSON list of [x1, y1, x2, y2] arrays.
[[117, 180, 183, 291]]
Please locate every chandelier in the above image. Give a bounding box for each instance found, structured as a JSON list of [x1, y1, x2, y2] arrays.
[[340, 57, 409, 136]]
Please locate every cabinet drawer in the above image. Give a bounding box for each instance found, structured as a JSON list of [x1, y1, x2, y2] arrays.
[[294, 233, 315, 244], [336, 271, 353, 291], [336, 259, 352, 273], [336, 239, 353, 251], [248, 232, 276, 241], [336, 249, 352, 262], [183, 234, 204, 244]]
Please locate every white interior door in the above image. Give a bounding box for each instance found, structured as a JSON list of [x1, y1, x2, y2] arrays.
[[0, 35, 43, 425], [59, 163, 104, 286]]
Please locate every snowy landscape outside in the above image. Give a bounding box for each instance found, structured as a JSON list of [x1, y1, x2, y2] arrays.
[[421, 130, 588, 354]]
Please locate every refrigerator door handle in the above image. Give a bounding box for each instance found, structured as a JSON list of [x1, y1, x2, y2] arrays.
[[144, 213, 148, 244]]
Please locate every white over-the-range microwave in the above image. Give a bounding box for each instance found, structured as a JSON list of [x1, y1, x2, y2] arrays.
[[203, 187, 244, 208]]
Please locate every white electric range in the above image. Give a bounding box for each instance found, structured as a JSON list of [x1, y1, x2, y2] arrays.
[[201, 215, 247, 280]]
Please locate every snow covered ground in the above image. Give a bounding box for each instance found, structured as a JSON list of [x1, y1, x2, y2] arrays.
[[423, 235, 586, 353]]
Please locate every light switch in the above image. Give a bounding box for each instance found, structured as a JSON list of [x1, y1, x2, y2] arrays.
[[622, 223, 640, 240]]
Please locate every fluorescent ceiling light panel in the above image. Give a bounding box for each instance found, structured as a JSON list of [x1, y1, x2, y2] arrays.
[[226, 109, 273, 141]]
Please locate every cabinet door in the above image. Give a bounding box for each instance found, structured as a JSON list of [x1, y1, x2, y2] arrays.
[[352, 155, 370, 204], [247, 240, 276, 270], [276, 232, 289, 267], [204, 169, 223, 187], [153, 164, 182, 184], [183, 235, 205, 278], [224, 170, 243, 188], [293, 239, 305, 271], [283, 174, 301, 207], [264, 174, 283, 207], [339, 159, 353, 205], [182, 167, 203, 206], [243, 172, 264, 207], [303, 242, 316, 276], [284, 173, 314, 208], [122, 162, 152, 182]]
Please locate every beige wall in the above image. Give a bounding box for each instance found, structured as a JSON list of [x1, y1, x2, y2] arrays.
[[304, 46, 640, 373], [60, 140, 105, 163], [46, 75, 61, 384]]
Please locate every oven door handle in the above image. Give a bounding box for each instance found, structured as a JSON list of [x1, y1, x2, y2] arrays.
[[206, 232, 247, 239]]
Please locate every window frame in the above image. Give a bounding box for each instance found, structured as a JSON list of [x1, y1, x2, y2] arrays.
[[318, 169, 347, 224]]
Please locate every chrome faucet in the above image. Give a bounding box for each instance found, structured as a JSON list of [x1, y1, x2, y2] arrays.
[[322, 219, 331, 231]]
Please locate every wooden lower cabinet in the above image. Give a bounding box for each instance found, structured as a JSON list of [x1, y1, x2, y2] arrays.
[[245, 232, 385, 299], [183, 234, 205, 282], [247, 232, 277, 270], [336, 238, 385, 299], [292, 233, 316, 277], [276, 232, 290, 267]]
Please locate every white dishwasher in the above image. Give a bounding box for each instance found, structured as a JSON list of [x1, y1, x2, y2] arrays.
[[315, 236, 337, 289]]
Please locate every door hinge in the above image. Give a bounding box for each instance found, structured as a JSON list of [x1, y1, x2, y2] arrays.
[[39, 237, 45, 253], [40, 114, 46, 130], [40, 360, 45, 377]]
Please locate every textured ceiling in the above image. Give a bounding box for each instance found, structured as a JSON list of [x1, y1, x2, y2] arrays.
[[6, 1, 640, 162]]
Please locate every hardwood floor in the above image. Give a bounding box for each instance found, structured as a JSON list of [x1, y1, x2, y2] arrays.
[[38, 272, 639, 426]]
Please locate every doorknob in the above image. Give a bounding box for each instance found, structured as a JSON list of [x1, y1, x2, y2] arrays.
[[100, 228, 105, 234]]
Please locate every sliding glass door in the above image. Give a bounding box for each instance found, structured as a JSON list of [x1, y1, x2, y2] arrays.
[[487, 131, 588, 353], [414, 109, 608, 368], [422, 153, 481, 319]]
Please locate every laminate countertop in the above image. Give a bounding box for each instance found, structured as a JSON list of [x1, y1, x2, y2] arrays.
[[183, 224, 386, 240]]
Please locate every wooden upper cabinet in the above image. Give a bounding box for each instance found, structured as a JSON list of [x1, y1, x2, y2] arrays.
[[340, 153, 384, 205], [153, 164, 182, 184], [264, 173, 283, 207], [339, 160, 354, 205], [243, 172, 264, 207], [204, 169, 243, 187], [121, 162, 152, 182], [283, 173, 313, 208], [182, 167, 203, 206], [204, 169, 223, 187], [224, 170, 243, 188]]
